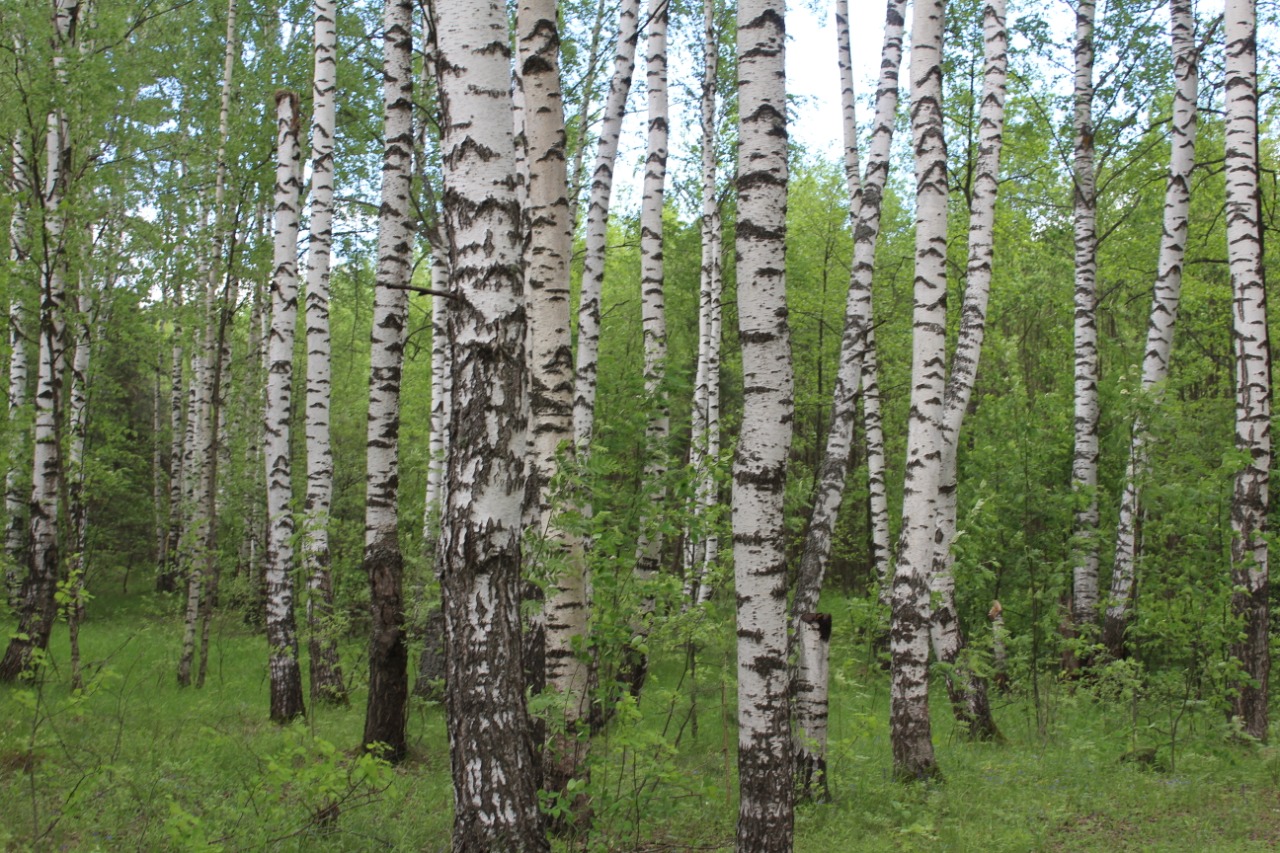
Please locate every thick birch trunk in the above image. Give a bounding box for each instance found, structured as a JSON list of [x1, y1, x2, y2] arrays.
[[263, 90, 306, 724], [361, 0, 413, 762], [928, 0, 1007, 742], [1224, 0, 1270, 742], [516, 0, 590, 800], [1070, 0, 1102, 635], [0, 0, 75, 682], [794, 613, 831, 800], [1106, 0, 1198, 659], [734, 0, 794, 846], [436, 1, 548, 846], [889, 0, 946, 782], [572, 0, 640, 449], [302, 0, 346, 705], [625, 0, 671, 698]]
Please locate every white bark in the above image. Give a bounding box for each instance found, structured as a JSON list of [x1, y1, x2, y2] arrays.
[[1107, 0, 1198, 653], [264, 90, 305, 723], [302, 0, 345, 704], [572, 0, 640, 449], [1070, 0, 1101, 632], [436, 0, 546, 845], [1225, 0, 1270, 741], [890, 0, 946, 782], [734, 0, 794, 845], [928, 0, 1007, 742], [424, 252, 450, 543], [794, 613, 831, 800], [4, 142, 30, 601]]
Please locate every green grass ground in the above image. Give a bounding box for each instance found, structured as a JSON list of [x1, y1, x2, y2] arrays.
[[2, 586, 1278, 851]]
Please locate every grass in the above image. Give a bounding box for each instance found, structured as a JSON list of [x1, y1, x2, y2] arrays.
[[2, 583, 1279, 851]]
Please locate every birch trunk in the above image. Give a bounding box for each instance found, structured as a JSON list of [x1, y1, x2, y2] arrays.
[[436, 0, 547, 846], [4, 143, 30, 605], [263, 90, 305, 724], [889, 0, 946, 782], [516, 0, 590, 800], [928, 0, 1007, 742], [572, 0, 640, 449], [0, 0, 75, 681], [625, 0, 671, 697], [160, 281, 185, 593], [683, 0, 721, 605], [734, 0, 794, 846], [361, 0, 413, 761], [1105, 0, 1198, 659], [424, 252, 450, 549], [66, 274, 93, 691], [302, 0, 346, 705], [793, 0, 905, 621], [794, 613, 831, 800], [1224, 0, 1270, 742], [1070, 0, 1101, 634]]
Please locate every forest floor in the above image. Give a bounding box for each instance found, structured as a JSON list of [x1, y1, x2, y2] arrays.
[[2, 584, 1279, 851]]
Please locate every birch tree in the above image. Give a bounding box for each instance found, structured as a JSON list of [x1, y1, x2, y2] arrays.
[[1070, 0, 1101, 634], [928, 0, 1007, 742], [889, 0, 946, 782], [436, 0, 547, 846], [734, 0, 794, 845], [1224, 0, 1270, 742], [1104, 0, 1198, 658], [361, 0, 413, 762], [302, 0, 346, 704], [4, 142, 30, 605], [0, 0, 76, 681], [263, 89, 306, 723], [516, 0, 589, 798], [791, 0, 907, 792], [625, 0, 671, 696], [573, 0, 640, 449]]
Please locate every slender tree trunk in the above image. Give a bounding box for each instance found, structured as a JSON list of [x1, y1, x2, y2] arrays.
[[302, 0, 346, 705], [683, 0, 721, 606], [792, 0, 905, 621], [1106, 0, 1198, 660], [0, 0, 76, 682], [436, 1, 548, 847], [1224, 0, 1270, 742], [1070, 0, 1102, 638], [361, 0, 413, 761], [889, 0, 946, 782], [263, 90, 306, 724], [66, 274, 93, 692], [516, 0, 590, 801], [424, 252, 450, 551], [928, 0, 1007, 743], [573, 0, 640, 449], [4, 142, 31, 606], [160, 281, 185, 594], [734, 0, 794, 846], [794, 612, 831, 800], [624, 0, 671, 698]]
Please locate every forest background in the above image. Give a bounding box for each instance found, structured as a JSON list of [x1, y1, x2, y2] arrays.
[[3, 0, 1280, 849]]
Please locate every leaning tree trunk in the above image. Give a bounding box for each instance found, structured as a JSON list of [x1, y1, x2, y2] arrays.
[[0, 0, 76, 682], [436, 0, 548, 847], [734, 0, 795, 847], [1106, 0, 1198, 661], [1224, 0, 1270, 742], [623, 0, 671, 699], [361, 0, 413, 763], [792, 0, 906, 773], [302, 0, 346, 705], [889, 0, 946, 783], [516, 0, 590, 802], [572, 0, 640, 449], [263, 90, 306, 724], [1070, 0, 1102, 639], [928, 0, 1007, 743]]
